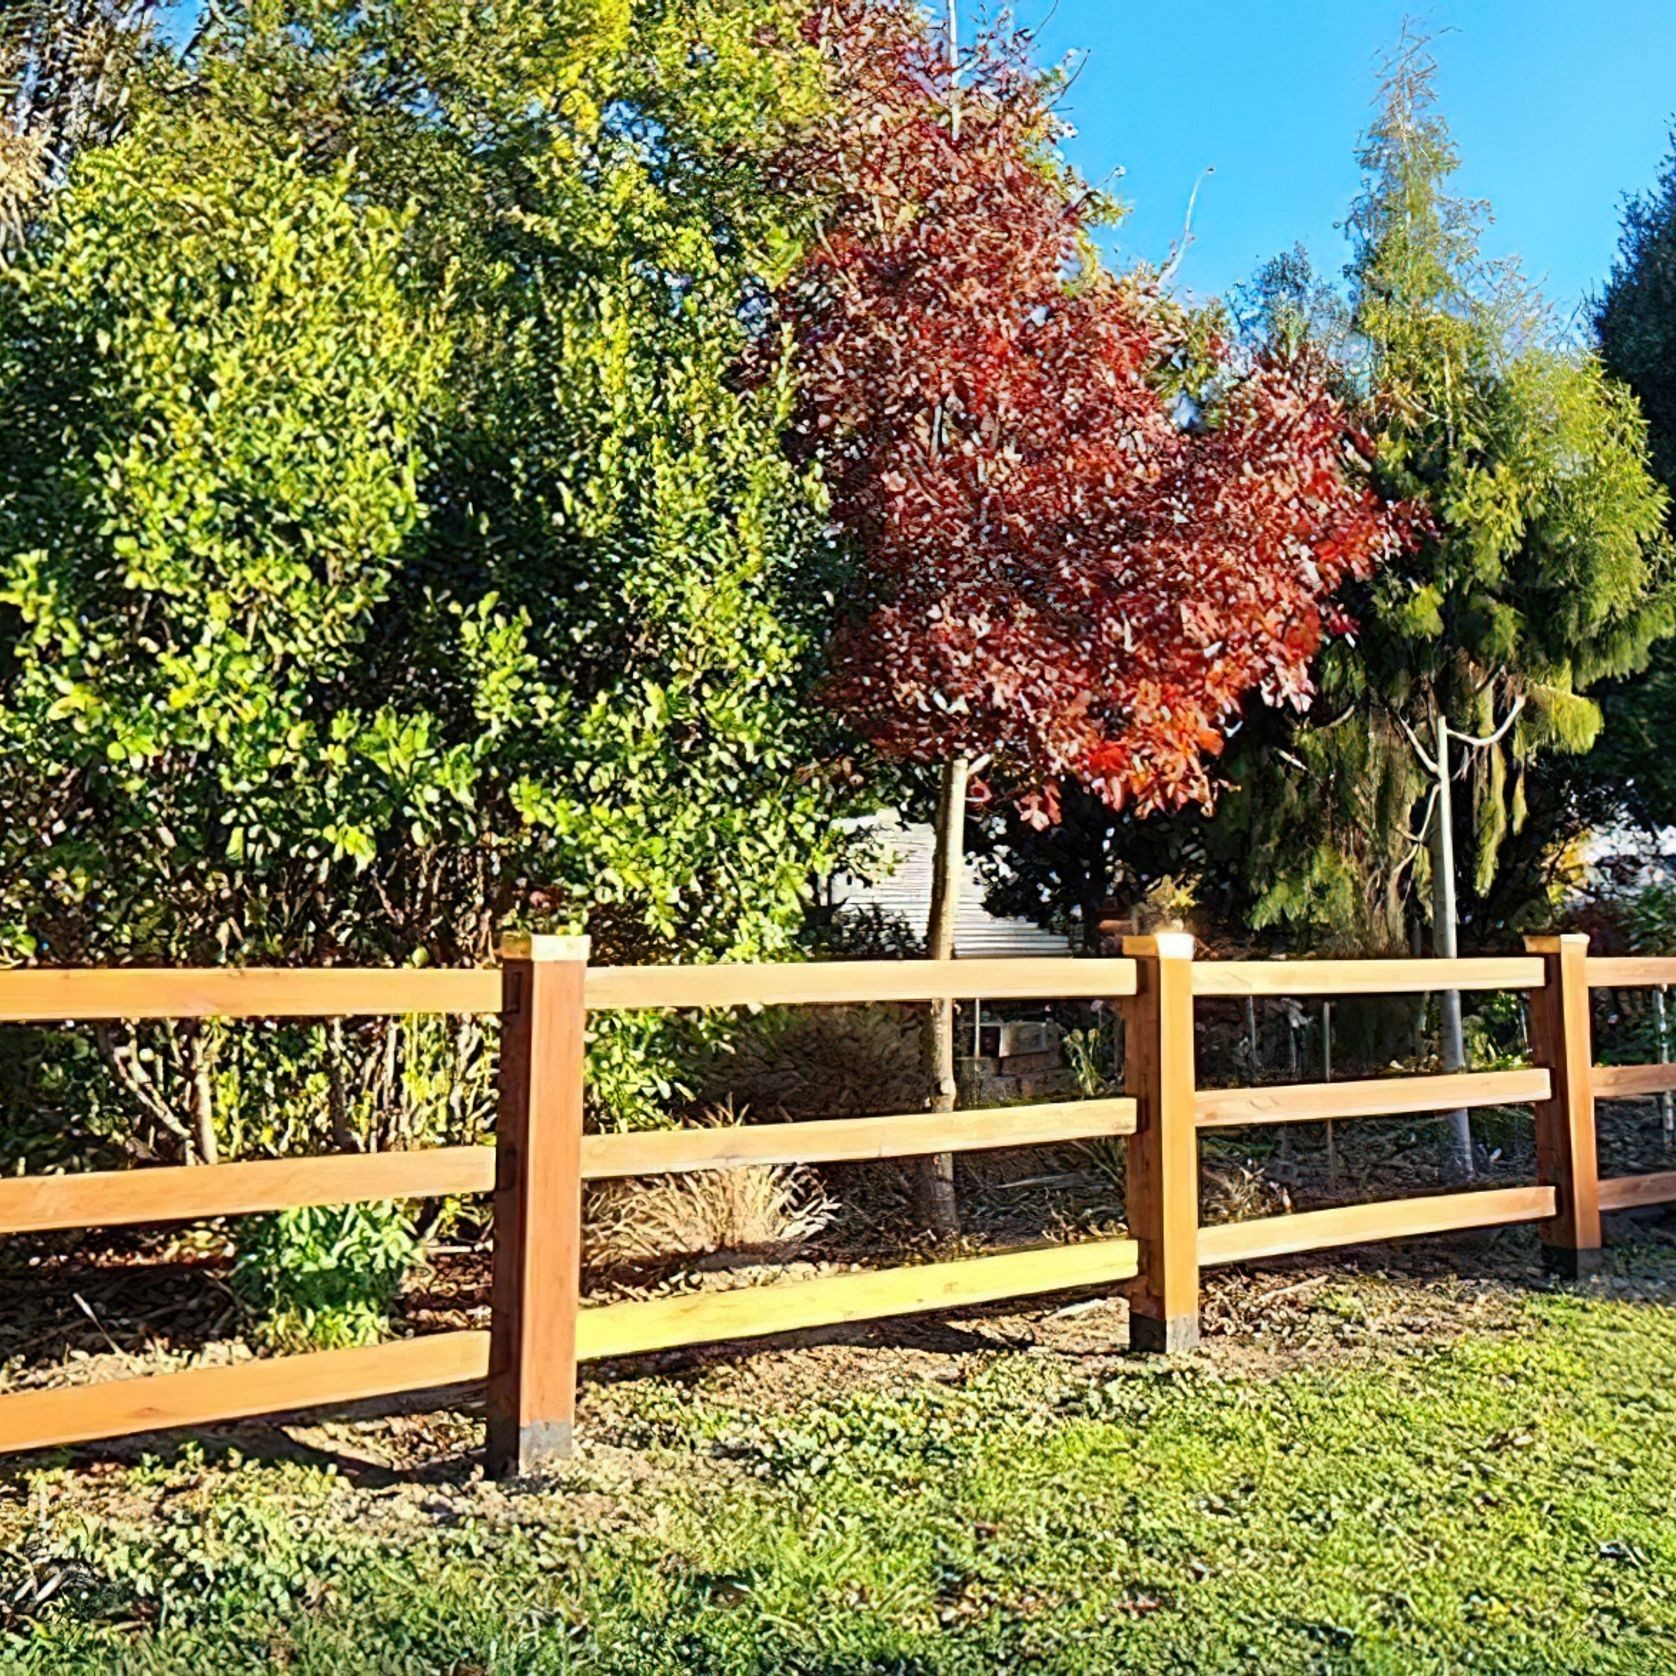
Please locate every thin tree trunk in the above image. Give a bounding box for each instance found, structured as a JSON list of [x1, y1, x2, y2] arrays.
[[1428, 715, 1475, 1180], [186, 1023, 219, 1167], [327, 1017, 355, 1152], [921, 755, 968, 1237]]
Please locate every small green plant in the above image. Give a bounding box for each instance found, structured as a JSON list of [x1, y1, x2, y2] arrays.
[[1063, 1020, 1119, 1099], [233, 1200, 421, 1352]]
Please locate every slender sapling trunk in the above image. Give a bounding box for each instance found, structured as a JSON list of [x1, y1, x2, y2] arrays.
[[921, 755, 968, 1236], [1428, 715, 1475, 1180]]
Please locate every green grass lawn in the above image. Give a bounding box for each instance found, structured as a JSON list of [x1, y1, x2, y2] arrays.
[[7, 1247, 1676, 1673]]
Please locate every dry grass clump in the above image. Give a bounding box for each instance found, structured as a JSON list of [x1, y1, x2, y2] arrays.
[[691, 1004, 926, 1120], [1200, 1159, 1293, 1226], [585, 1106, 837, 1274]]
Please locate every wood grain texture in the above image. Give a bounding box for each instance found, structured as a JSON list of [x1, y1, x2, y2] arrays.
[[574, 1238, 1140, 1361], [1192, 957, 1544, 997], [1598, 1171, 1676, 1211], [1525, 934, 1602, 1261], [1591, 1063, 1676, 1098], [1586, 957, 1676, 990], [486, 945, 588, 1476], [1194, 1069, 1550, 1128], [584, 957, 1137, 1012], [1123, 936, 1200, 1350], [581, 1098, 1137, 1179], [1198, 1185, 1557, 1266], [0, 1147, 496, 1235], [0, 1332, 490, 1455], [0, 967, 502, 1022]]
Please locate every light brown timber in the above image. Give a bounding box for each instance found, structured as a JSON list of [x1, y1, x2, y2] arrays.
[[1525, 934, 1603, 1275], [1587, 957, 1676, 989], [1124, 934, 1200, 1352], [486, 935, 588, 1477], [581, 1098, 1136, 1179], [1192, 957, 1543, 998], [0, 966, 502, 1022], [0, 1331, 490, 1455], [574, 1238, 1139, 1361], [0, 1147, 496, 1235], [584, 957, 1137, 1012], [1591, 1063, 1676, 1098], [1198, 1185, 1557, 1267], [1194, 1068, 1549, 1128], [1598, 1171, 1676, 1211]]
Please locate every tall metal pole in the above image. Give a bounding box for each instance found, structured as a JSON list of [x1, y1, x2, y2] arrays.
[[1427, 714, 1475, 1179]]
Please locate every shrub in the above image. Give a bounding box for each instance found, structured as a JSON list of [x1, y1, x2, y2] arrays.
[[233, 1200, 421, 1352]]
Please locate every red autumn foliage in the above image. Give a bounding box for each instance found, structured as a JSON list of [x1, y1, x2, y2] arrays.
[[780, 1, 1402, 825]]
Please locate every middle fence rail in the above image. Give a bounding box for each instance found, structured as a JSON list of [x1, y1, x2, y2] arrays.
[[0, 930, 1670, 1473]]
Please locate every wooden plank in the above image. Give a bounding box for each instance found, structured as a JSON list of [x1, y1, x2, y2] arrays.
[[0, 1331, 490, 1456], [581, 1098, 1137, 1179], [0, 1147, 496, 1236], [1592, 1063, 1676, 1098], [487, 934, 588, 1478], [574, 1238, 1140, 1361], [0, 966, 502, 1023], [1198, 1184, 1556, 1267], [1123, 933, 1200, 1352], [1587, 957, 1676, 990], [1599, 1172, 1676, 1212], [1525, 934, 1602, 1274], [584, 957, 1136, 1012], [1194, 1068, 1550, 1129], [1193, 957, 1544, 998]]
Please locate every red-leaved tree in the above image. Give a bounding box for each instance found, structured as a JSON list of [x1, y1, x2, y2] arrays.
[[781, 1, 1401, 1230]]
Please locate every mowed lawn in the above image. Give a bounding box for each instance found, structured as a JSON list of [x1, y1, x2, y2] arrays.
[[6, 1246, 1676, 1673]]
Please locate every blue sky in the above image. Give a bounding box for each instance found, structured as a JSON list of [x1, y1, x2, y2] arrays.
[[1021, 0, 1676, 332]]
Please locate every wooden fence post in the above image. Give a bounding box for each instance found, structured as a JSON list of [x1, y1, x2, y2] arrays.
[[1123, 933, 1199, 1351], [487, 932, 590, 1476], [1524, 933, 1602, 1276]]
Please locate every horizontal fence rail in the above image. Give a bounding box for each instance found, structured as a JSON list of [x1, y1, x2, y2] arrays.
[[582, 1098, 1135, 1179], [1199, 1186, 1558, 1267], [574, 1238, 1140, 1362], [0, 1148, 498, 1236], [1194, 1068, 1549, 1128], [1587, 957, 1676, 988], [2, 931, 1675, 1473], [584, 956, 1138, 1011], [1193, 956, 1545, 996], [0, 966, 503, 1022], [0, 1333, 491, 1455]]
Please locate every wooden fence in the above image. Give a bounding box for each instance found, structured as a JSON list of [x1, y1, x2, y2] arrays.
[[0, 929, 1670, 1474]]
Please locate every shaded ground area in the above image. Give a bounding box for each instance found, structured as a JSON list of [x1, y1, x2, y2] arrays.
[[5, 1223, 1676, 1672]]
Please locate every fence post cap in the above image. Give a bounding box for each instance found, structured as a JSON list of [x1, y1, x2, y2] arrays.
[[1122, 932, 1195, 960], [498, 932, 591, 964], [1522, 933, 1590, 954]]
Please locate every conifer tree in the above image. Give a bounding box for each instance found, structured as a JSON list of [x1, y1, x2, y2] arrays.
[[1237, 32, 1672, 1174]]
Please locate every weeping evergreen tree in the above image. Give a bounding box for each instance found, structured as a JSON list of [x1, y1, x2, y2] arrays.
[[1229, 32, 1673, 1172]]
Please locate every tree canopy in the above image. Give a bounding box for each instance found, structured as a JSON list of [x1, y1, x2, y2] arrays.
[[1231, 34, 1672, 949], [783, 0, 1399, 826]]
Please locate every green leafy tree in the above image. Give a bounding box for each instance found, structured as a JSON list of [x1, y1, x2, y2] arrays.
[[0, 0, 860, 1168], [0, 116, 449, 1162]]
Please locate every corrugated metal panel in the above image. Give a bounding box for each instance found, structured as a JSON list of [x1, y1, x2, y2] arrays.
[[830, 818, 1072, 958]]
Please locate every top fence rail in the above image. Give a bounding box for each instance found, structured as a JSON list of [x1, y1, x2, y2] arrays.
[[0, 952, 1578, 1023], [1193, 956, 1545, 996]]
